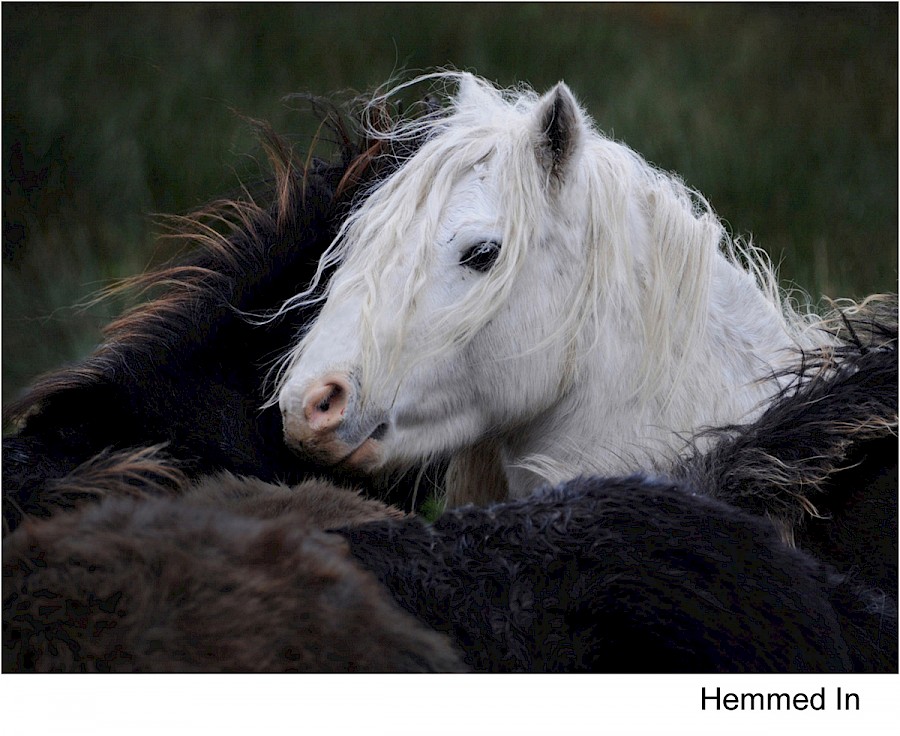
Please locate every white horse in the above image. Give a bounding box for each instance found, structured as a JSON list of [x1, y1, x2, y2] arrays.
[[272, 73, 829, 505]]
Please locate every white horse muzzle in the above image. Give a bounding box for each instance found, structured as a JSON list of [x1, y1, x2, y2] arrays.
[[280, 371, 387, 472]]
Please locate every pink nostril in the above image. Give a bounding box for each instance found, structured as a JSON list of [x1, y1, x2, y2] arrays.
[[302, 378, 350, 432]]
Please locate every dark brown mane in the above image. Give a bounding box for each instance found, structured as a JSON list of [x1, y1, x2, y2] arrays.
[[2, 444, 186, 534], [4, 105, 390, 428], [2, 96, 431, 530]]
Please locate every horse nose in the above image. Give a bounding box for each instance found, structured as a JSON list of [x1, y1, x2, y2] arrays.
[[301, 375, 351, 432], [281, 373, 354, 454], [281, 372, 385, 470]]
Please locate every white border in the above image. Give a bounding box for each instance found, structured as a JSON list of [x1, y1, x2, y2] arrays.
[[2, 674, 897, 735]]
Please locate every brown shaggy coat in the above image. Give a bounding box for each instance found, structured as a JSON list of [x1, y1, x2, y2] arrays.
[[3, 479, 464, 673]]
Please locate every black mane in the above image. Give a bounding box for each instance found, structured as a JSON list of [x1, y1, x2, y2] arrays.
[[678, 298, 898, 596]]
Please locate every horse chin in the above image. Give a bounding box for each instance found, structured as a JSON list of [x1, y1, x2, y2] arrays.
[[282, 424, 382, 474], [337, 437, 383, 474]]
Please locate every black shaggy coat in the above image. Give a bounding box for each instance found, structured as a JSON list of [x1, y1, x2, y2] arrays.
[[336, 475, 896, 673], [2, 170, 332, 524]]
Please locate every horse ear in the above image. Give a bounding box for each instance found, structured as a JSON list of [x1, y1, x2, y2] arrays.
[[455, 73, 490, 111], [534, 82, 583, 183]]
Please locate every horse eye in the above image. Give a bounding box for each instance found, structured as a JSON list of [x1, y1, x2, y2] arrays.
[[460, 241, 501, 273]]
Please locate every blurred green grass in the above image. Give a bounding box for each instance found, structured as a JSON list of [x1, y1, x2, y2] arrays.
[[3, 3, 897, 405]]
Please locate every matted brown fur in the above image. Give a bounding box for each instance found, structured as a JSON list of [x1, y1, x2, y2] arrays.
[[185, 473, 407, 527], [3, 494, 463, 672]]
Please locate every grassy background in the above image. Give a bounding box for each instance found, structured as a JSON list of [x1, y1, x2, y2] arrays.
[[3, 3, 897, 406]]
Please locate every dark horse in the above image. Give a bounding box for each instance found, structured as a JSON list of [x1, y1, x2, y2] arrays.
[[3, 110, 429, 532]]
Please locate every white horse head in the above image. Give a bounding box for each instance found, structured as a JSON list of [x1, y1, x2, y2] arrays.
[[273, 73, 822, 502]]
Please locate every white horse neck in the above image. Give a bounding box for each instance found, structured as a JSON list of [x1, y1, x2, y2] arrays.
[[499, 253, 806, 498]]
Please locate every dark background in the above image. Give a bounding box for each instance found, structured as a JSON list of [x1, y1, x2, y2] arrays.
[[3, 2, 897, 405]]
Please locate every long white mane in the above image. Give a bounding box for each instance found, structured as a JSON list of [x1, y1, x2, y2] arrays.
[[270, 72, 820, 412]]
